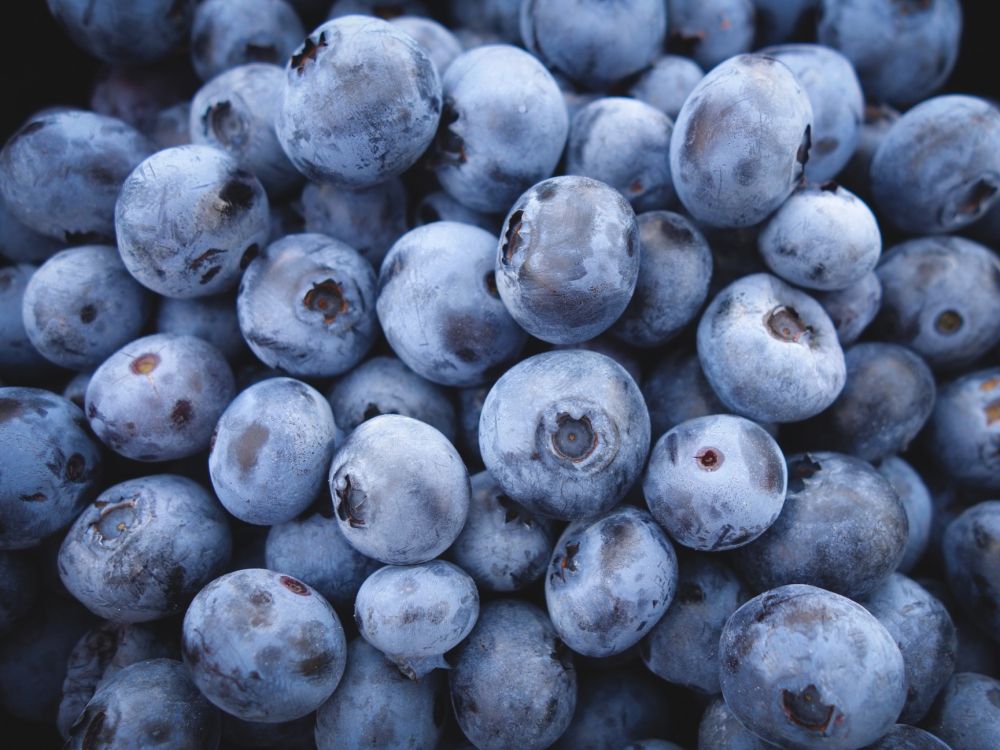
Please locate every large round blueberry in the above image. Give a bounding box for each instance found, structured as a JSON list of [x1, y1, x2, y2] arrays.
[[496, 176, 639, 345], [871, 95, 1000, 234], [719, 584, 906, 750], [449, 599, 577, 750], [696, 273, 846, 423], [0, 109, 152, 243], [378, 221, 526, 387], [927, 368, 1000, 491], [328, 414, 470, 565], [276, 15, 442, 187], [432, 44, 568, 214], [182, 568, 347, 722], [65, 659, 220, 750], [670, 54, 812, 228], [85, 333, 235, 462], [354, 560, 479, 678], [734, 452, 908, 599], [22, 245, 153, 371], [923, 672, 1000, 750], [115, 145, 270, 298], [479, 350, 650, 520], [58, 475, 232, 623], [545, 506, 677, 657], [943, 501, 1000, 643], [209, 377, 340, 525], [237, 232, 378, 377], [0, 388, 102, 550], [643, 414, 787, 551]]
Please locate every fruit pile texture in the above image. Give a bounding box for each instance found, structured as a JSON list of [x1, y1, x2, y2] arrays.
[[1, 1, 999, 749]]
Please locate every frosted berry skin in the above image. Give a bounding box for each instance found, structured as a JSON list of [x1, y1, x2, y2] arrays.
[[697, 696, 773, 750], [496, 176, 640, 345], [878, 457, 933, 575], [276, 15, 442, 188], [155, 294, 246, 363], [815, 271, 883, 346], [479, 350, 651, 521], [58, 475, 232, 624], [84, 333, 236, 462], [0, 109, 152, 243], [377, 222, 527, 387], [354, 560, 479, 678], [545, 506, 677, 657], [65, 659, 220, 750], [696, 273, 847, 424], [670, 54, 813, 229], [719, 584, 907, 750], [432, 44, 569, 214], [871, 95, 1000, 235], [328, 414, 470, 565], [0, 389, 102, 551], [924, 672, 1000, 750], [115, 145, 270, 299], [643, 414, 787, 552], [520, 0, 666, 91], [448, 599, 577, 750], [926, 368, 1000, 492], [208, 377, 340, 526], [189, 63, 301, 197], [237, 233, 378, 378], [863, 725, 952, 750], [943, 502, 1000, 643], [182, 569, 347, 723], [666, 0, 755, 70], [629, 54, 704, 121], [22, 245, 153, 371]]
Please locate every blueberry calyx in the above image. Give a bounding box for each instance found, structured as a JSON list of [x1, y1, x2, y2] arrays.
[[335, 474, 367, 528], [551, 414, 597, 461], [695, 446, 724, 472], [304, 279, 348, 323], [781, 684, 836, 733], [91, 499, 138, 543], [129, 353, 160, 375], [500, 210, 525, 266], [766, 306, 813, 344], [291, 32, 327, 75], [934, 309, 963, 335]]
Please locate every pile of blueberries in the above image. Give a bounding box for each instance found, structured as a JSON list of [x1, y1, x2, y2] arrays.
[[2, 0, 1000, 748]]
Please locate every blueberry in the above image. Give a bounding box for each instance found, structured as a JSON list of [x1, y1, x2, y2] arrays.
[[22, 244, 154, 371], [326, 355, 457, 441], [116, 144, 270, 298], [315, 638, 448, 750], [814, 270, 883, 346], [817, 343, 936, 463], [479, 350, 650, 520], [448, 599, 577, 750], [496, 176, 639, 345], [878, 457, 933, 575], [566, 98, 675, 213], [0, 264, 54, 377], [928, 368, 1000, 487], [719, 584, 906, 750], [0, 109, 152, 243], [861, 725, 952, 750], [355, 559, 479, 677], [871, 96, 1000, 234], [237, 232, 378, 377], [85, 333, 235, 461], [155, 293, 247, 362], [300, 177, 408, 268], [0, 551, 37, 636], [817, 0, 962, 107], [860, 574, 957, 724], [265, 510, 380, 612], [758, 183, 881, 292], [329, 414, 470, 565], [378, 221, 527, 387], [520, 0, 666, 90], [448, 470, 554, 593], [670, 54, 813, 228], [760, 44, 864, 183], [414, 190, 499, 234], [190, 0, 304, 81], [873, 237, 1000, 370], [697, 696, 773, 750], [46, 0, 194, 64], [0, 387, 102, 550], [640, 555, 749, 695], [545, 506, 677, 657], [190, 63, 302, 196], [431, 44, 568, 214], [276, 15, 442, 187], [666, 0, 755, 69], [697, 273, 846, 423], [390, 15, 463, 76], [923, 672, 1000, 750], [734, 452, 908, 599], [643, 414, 787, 551], [57, 621, 175, 739], [58, 474, 232, 623], [943, 501, 1000, 643], [182, 568, 347, 722], [629, 55, 704, 122]]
